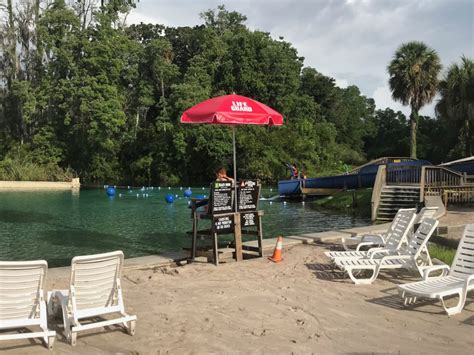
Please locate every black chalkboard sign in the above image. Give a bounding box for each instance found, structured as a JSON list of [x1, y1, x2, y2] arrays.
[[237, 180, 260, 212], [213, 214, 234, 234], [209, 181, 234, 214], [240, 212, 258, 227]]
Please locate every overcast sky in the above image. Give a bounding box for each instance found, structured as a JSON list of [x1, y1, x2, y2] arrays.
[[127, 0, 474, 117]]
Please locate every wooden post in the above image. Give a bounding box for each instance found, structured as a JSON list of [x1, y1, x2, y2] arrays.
[[212, 232, 219, 266], [257, 213, 263, 257], [234, 212, 243, 261], [191, 210, 197, 260], [419, 166, 426, 203]]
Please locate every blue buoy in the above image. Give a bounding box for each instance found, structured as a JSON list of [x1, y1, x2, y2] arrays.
[[106, 187, 116, 197], [165, 194, 175, 203], [184, 189, 192, 198]]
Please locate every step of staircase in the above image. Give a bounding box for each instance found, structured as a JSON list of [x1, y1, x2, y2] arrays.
[[375, 185, 421, 222]]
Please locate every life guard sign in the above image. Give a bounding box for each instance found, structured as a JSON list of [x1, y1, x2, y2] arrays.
[[209, 181, 234, 214], [213, 214, 235, 234], [237, 180, 261, 212]]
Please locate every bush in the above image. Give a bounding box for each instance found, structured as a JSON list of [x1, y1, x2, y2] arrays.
[[0, 157, 76, 181]]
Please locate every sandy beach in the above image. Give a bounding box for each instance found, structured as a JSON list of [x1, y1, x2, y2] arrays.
[[1, 240, 473, 354]]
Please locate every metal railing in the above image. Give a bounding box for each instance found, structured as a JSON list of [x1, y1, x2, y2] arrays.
[[372, 164, 469, 220], [423, 166, 463, 187], [425, 185, 474, 205], [386, 165, 422, 185]]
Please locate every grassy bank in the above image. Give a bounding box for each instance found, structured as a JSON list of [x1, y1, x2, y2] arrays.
[[313, 188, 372, 216], [0, 158, 76, 182], [428, 244, 456, 265]]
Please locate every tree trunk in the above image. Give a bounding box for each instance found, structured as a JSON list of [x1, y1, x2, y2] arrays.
[[34, 0, 43, 81], [7, 0, 17, 86], [466, 120, 472, 157], [410, 109, 418, 159]]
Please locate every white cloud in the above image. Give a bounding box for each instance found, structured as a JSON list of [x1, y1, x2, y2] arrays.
[[128, 0, 473, 117], [334, 77, 349, 89], [126, 11, 158, 25]]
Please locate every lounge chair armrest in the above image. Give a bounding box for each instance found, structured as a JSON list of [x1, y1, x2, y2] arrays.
[[341, 236, 359, 251], [422, 264, 450, 280], [465, 275, 474, 287], [356, 241, 380, 251], [367, 248, 391, 259], [360, 233, 385, 244]]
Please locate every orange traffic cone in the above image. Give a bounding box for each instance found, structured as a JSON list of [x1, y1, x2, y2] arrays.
[[268, 236, 283, 263]]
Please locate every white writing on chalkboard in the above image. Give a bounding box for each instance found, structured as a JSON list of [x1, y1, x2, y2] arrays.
[[242, 213, 256, 226], [215, 216, 232, 230], [238, 180, 260, 211], [211, 182, 233, 213]]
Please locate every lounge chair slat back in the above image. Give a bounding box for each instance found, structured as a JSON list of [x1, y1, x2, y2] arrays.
[[0, 261, 46, 322], [50, 250, 136, 345], [71, 251, 123, 311], [414, 207, 439, 224], [384, 210, 417, 250], [450, 224, 474, 278], [399, 218, 437, 257]]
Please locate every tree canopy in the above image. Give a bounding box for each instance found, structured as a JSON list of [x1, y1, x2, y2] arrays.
[[387, 41, 442, 159], [0, 2, 470, 184]]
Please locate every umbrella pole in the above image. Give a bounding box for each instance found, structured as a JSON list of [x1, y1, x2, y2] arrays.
[[232, 125, 238, 212]]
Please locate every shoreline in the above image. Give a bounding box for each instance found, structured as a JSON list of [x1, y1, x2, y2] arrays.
[[48, 215, 469, 271], [0, 179, 80, 191], [2, 210, 474, 353]]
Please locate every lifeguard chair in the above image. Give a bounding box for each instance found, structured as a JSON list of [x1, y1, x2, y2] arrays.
[[189, 180, 264, 265]]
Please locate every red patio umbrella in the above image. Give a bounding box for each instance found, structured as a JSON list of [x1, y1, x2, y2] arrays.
[[180, 93, 283, 211]]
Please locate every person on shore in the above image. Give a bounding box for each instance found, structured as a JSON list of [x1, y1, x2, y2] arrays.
[[215, 167, 234, 183]]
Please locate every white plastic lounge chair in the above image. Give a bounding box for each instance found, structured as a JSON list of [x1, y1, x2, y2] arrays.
[[412, 207, 440, 266], [414, 206, 439, 224], [325, 209, 417, 260], [0, 260, 56, 349], [341, 208, 416, 251], [48, 251, 136, 346], [398, 224, 474, 316], [334, 218, 439, 285]]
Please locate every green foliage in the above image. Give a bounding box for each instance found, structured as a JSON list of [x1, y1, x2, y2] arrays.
[[0, 3, 468, 186], [0, 150, 75, 181], [428, 244, 456, 265], [436, 56, 474, 157], [388, 41, 442, 158]]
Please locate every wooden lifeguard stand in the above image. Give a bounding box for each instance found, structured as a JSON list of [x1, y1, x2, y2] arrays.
[[189, 180, 264, 265]]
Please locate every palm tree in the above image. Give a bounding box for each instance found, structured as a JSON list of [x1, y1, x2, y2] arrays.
[[388, 42, 441, 158], [436, 56, 474, 156]]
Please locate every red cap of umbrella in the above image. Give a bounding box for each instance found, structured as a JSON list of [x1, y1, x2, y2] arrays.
[[180, 94, 283, 125]]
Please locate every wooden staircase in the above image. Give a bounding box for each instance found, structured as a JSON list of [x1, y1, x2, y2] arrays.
[[376, 185, 420, 221]]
